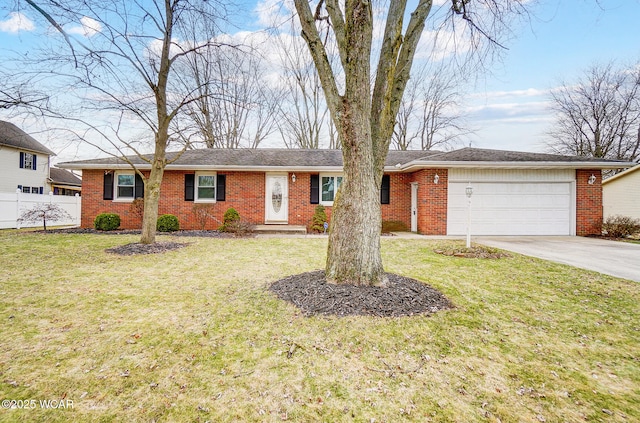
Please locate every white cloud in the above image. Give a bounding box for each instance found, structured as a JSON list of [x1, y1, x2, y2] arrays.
[[0, 12, 35, 33], [67, 16, 102, 37]]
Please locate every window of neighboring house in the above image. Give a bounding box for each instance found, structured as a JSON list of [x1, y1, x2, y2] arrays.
[[22, 186, 31, 193], [21, 152, 37, 170], [116, 173, 135, 199], [196, 173, 216, 202], [320, 174, 343, 205]]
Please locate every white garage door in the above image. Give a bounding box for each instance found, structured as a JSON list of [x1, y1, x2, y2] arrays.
[[447, 170, 575, 236]]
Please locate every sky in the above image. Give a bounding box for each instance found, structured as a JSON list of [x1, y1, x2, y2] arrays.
[[1, 0, 639, 161]]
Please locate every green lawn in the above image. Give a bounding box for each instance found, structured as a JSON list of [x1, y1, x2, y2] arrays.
[[0, 231, 638, 422]]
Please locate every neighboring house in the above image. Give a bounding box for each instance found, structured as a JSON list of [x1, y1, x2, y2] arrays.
[[602, 165, 640, 220], [0, 120, 55, 195], [49, 167, 82, 196], [58, 147, 632, 236]]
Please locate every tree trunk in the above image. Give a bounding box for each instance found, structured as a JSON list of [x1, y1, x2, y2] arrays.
[[139, 164, 164, 244], [326, 102, 386, 286]]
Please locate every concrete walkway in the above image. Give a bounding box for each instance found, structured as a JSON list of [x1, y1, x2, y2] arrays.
[[475, 236, 640, 282]]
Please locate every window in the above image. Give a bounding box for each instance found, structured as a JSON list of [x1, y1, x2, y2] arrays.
[[321, 174, 343, 205], [117, 174, 135, 199], [22, 186, 31, 193], [19, 152, 37, 170], [196, 173, 216, 202]]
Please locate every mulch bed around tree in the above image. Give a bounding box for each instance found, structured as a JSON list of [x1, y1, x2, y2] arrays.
[[105, 242, 189, 256], [269, 270, 453, 318]]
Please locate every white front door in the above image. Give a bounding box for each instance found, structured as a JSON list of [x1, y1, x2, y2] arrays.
[[411, 182, 418, 232], [265, 174, 288, 223]]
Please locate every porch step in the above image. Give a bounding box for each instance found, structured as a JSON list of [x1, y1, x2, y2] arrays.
[[252, 224, 307, 235]]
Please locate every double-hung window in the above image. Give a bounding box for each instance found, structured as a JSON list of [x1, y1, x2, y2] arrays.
[[196, 173, 216, 202], [23, 153, 34, 169], [116, 173, 135, 199], [320, 174, 343, 205]]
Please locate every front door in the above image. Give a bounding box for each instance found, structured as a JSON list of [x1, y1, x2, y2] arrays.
[[411, 182, 418, 232], [265, 174, 288, 223]]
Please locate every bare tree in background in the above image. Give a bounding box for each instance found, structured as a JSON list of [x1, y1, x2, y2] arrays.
[[547, 61, 640, 162], [22, 0, 230, 244], [293, 0, 528, 286], [179, 42, 279, 149], [275, 20, 333, 149], [393, 62, 472, 151]]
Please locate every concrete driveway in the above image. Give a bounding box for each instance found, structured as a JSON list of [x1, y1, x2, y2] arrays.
[[475, 236, 640, 282]]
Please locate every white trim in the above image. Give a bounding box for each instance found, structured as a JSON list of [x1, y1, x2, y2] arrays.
[[319, 173, 343, 206], [410, 182, 418, 233], [194, 171, 217, 203], [115, 171, 135, 201], [265, 173, 288, 223]]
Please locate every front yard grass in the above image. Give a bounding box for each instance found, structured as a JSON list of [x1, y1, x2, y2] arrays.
[[0, 231, 638, 422]]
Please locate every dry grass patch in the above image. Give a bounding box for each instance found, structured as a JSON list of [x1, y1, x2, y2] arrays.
[[0, 232, 639, 422]]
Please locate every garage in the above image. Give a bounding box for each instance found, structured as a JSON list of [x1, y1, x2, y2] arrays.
[[446, 169, 575, 236]]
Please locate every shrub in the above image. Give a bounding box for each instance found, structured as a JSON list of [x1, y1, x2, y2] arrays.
[[223, 220, 254, 236], [94, 213, 121, 231], [157, 214, 180, 232], [382, 220, 409, 233], [602, 215, 640, 238], [219, 207, 240, 232], [192, 203, 216, 230], [129, 198, 144, 220], [310, 205, 328, 233]]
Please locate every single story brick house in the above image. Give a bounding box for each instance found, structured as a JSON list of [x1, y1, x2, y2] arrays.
[[58, 147, 632, 236]]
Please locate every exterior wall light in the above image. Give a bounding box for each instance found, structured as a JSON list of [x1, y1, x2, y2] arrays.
[[291, 173, 296, 183], [434, 174, 439, 184], [588, 174, 596, 185]]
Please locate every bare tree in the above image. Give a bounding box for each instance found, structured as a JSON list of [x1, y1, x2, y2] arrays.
[[18, 203, 72, 231], [274, 20, 333, 149], [547, 61, 640, 162], [179, 43, 279, 149], [392, 63, 472, 151], [293, 0, 527, 286], [22, 0, 229, 244]]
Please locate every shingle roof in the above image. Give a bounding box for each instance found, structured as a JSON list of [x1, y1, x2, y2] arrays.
[[0, 120, 56, 156], [418, 147, 626, 163], [57, 147, 633, 170], [59, 148, 439, 169], [49, 167, 82, 186]]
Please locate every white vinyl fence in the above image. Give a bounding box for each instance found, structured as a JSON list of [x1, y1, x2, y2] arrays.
[[0, 190, 81, 229]]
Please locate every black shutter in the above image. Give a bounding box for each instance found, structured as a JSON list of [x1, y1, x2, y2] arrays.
[[216, 174, 226, 201], [185, 174, 195, 201], [134, 174, 144, 198], [19, 152, 24, 168], [39, 187, 44, 195], [310, 174, 319, 204], [380, 174, 390, 204], [33, 155, 37, 170], [103, 172, 114, 200]]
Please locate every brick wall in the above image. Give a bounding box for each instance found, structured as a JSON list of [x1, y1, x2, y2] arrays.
[[411, 169, 447, 235], [576, 169, 603, 236], [81, 170, 413, 230]]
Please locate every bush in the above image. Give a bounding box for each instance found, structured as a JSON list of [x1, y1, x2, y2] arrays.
[[94, 213, 121, 231], [157, 214, 180, 232], [219, 207, 240, 232], [382, 220, 409, 233], [602, 215, 640, 238], [192, 203, 216, 230], [310, 205, 328, 233]]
